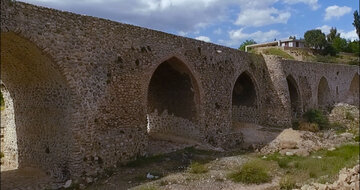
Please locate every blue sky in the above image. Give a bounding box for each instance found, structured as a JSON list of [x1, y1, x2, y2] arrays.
[[20, 0, 359, 48]]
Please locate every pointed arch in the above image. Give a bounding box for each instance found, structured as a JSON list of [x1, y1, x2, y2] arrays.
[[317, 76, 331, 109], [146, 56, 201, 141], [147, 56, 200, 120], [348, 73, 359, 105], [286, 75, 302, 117], [232, 71, 258, 108]]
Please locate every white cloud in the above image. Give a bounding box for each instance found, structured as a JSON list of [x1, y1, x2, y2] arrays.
[[340, 30, 358, 41], [282, 0, 319, 10], [316, 25, 332, 34], [235, 7, 291, 27], [195, 36, 211, 42], [228, 28, 280, 46], [324, 5, 351, 20]]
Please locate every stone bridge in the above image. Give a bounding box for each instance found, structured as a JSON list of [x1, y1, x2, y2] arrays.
[[1, 0, 359, 180]]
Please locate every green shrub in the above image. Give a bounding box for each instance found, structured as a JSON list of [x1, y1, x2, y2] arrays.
[[189, 162, 208, 174], [303, 109, 329, 130], [279, 175, 297, 190], [345, 111, 355, 121], [228, 159, 272, 184], [354, 135, 360, 142], [0, 152, 4, 158]]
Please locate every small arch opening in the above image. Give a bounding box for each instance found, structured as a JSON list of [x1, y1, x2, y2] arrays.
[[232, 71, 259, 123], [146, 57, 200, 142], [317, 77, 332, 110], [286, 75, 302, 118], [232, 72, 257, 108], [348, 74, 359, 105]]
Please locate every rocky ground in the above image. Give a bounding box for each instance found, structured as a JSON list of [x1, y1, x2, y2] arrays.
[[297, 164, 359, 190]]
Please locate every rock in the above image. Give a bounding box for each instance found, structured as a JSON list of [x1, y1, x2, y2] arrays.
[[294, 148, 309, 157], [285, 151, 294, 156], [63, 180, 72, 188], [299, 122, 319, 132], [280, 140, 298, 149], [340, 133, 353, 139], [79, 184, 86, 190], [328, 147, 336, 151], [86, 177, 93, 184], [146, 173, 155, 179]]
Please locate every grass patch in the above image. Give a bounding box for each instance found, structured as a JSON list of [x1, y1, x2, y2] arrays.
[[279, 175, 297, 190], [228, 159, 272, 184], [0, 92, 4, 111], [345, 111, 355, 121], [303, 109, 329, 130], [262, 48, 295, 60], [264, 144, 359, 184], [189, 162, 208, 174], [135, 185, 159, 190]]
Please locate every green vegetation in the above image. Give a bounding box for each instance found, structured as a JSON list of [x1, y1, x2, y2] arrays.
[[304, 29, 327, 50], [353, 10, 360, 39], [189, 162, 208, 174], [135, 185, 159, 190], [345, 111, 355, 121], [279, 175, 297, 190], [0, 152, 4, 158], [264, 144, 359, 184], [303, 109, 329, 130], [239, 39, 257, 51], [262, 48, 294, 60], [0, 92, 4, 110], [228, 159, 272, 184]]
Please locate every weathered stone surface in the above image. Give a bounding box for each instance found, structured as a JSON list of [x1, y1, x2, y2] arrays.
[[0, 0, 358, 181]]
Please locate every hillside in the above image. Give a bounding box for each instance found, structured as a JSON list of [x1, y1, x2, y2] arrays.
[[252, 47, 359, 65]]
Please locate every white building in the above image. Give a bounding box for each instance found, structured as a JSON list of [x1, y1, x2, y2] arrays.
[[245, 39, 305, 52]]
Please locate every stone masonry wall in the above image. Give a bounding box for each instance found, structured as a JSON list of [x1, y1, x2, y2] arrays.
[[0, 0, 358, 180]]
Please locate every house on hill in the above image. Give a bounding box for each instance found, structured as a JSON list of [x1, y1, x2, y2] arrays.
[[245, 38, 305, 52]]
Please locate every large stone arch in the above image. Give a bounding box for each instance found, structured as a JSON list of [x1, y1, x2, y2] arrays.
[[317, 76, 332, 110], [1, 32, 74, 179], [286, 75, 302, 118], [347, 73, 359, 106], [232, 71, 259, 123], [146, 56, 202, 142]]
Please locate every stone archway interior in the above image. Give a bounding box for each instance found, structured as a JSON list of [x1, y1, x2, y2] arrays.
[[348, 74, 359, 105], [317, 77, 331, 110], [286, 75, 301, 117], [232, 71, 258, 123], [1, 32, 72, 179], [147, 57, 200, 141], [232, 72, 257, 107]]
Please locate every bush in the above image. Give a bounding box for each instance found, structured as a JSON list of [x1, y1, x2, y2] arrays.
[[303, 109, 329, 130], [228, 159, 272, 184], [345, 111, 355, 121], [189, 162, 208, 174], [0, 152, 4, 158], [280, 175, 297, 190]]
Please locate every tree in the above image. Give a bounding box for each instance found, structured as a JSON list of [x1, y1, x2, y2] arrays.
[[332, 37, 347, 53], [304, 29, 327, 49], [239, 39, 257, 51], [326, 27, 340, 43], [353, 10, 360, 39]]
